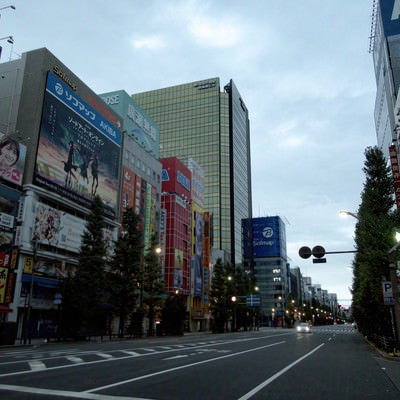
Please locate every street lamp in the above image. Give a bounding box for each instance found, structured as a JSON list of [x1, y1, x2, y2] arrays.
[[231, 296, 237, 332], [339, 210, 359, 220]]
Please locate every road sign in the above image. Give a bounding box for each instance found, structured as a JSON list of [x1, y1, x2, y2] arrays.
[[312, 258, 326, 264], [382, 281, 395, 305], [246, 294, 261, 307]]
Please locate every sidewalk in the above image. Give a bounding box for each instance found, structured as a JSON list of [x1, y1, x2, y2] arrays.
[[365, 337, 400, 392]]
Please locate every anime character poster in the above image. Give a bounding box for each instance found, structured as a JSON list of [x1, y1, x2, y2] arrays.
[[34, 72, 121, 218], [0, 132, 27, 186]]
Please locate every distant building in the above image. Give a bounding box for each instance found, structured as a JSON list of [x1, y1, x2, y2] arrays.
[[133, 78, 252, 265], [242, 216, 289, 326]]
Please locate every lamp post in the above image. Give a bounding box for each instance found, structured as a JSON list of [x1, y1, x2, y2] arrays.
[[339, 210, 359, 220], [387, 242, 400, 344], [24, 238, 37, 345], [231, 295, 237, 332], [340, 210, 400, 344]]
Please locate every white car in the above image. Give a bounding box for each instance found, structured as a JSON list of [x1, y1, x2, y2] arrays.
[[296, 322, 312, 333]]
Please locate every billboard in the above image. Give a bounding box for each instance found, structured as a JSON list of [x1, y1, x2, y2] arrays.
[[32, 202, 85, 252], [244, 217, 287, 259], [188, 158, 204, 208], [0, 132, 27, 186], [161, 157, 191, 198], [100, 90, 160, 158], [34, 72, 121, 218], [380, 0, 400, 37]]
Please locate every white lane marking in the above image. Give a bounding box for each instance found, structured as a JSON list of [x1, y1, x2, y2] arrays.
[[163, 355, 188, 360], [120, 350, 140, 356], [96, 353, 113, 359], [28, 360, 46, 371], [0, 333, 291, 378], [0, 384, 150, 400], [66, 356, 84, 363], [141, 348, 156, 352], [84, 341, 286, 394], [237, 343, 325, 400]]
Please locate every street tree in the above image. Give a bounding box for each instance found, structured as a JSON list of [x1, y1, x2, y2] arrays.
[[352, 146, 400, 338], [108, 208, 143, 337], [61, 195, 107, 337], [210, 258, 232, 333]]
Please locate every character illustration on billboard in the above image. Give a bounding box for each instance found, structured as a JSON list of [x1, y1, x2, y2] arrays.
[[78, 148, 90, 184], [91, 152, 99, 195], [0, 135, 19, 171], [63, 141, 78, 187], [0, 135, 25, 185], [33, 204, 62, 246]]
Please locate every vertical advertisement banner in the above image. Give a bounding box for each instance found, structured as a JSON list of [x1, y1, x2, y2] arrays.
[[34, 72, 121, 217], [389, 145, 400, 209], [194, 211, 203, 297], [121, 167, 135, 210], [174, 249, 183, 289], [0, 267, 8, 303]]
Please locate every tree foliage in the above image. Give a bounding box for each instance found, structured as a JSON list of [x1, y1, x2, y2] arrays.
[[352, 146, 400, 338], [143, 235, 165, 336], [108, 208, 143, 337], [61, 195, 107, 337]]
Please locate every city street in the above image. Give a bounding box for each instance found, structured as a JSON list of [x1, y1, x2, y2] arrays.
[[0, 325, 398, 400]]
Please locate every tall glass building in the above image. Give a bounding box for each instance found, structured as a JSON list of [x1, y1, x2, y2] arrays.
[[133, 78, 252, 265], [371, 0, 400, 157]]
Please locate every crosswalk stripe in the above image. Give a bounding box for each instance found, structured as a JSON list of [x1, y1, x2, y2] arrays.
[[66, 356, 84, 363], [120, 350, 140, 356], [28, 360, 46, 371], [96, 353, 114, 359]]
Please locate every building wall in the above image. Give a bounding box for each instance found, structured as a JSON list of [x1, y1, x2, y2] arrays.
[[161, 157, 191, 296], [0, 48, 123, 338], [372, 1, 400, 157], [133, 78, 252, 265]]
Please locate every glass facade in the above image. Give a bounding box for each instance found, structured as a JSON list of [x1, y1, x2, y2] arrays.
[[133, 78, 252, 265]]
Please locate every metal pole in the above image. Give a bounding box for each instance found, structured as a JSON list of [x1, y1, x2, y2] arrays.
[[388, 248, 400, 345], [24, 239, 37, 345]]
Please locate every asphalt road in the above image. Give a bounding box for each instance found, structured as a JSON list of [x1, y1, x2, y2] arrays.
[[0, 325, 398, 400]]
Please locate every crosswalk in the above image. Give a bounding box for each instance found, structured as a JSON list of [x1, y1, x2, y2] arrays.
[[310, 326, 357, 335], [0, 340, 228, 375]]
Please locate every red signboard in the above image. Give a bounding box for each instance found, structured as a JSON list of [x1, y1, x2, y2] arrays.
[[389, 145, 400, 209]]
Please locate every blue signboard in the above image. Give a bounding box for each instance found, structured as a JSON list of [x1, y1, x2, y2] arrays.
[[380, 0, 400, 37], [246, 294, 260, 307]]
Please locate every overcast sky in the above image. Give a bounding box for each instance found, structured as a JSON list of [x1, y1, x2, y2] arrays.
[[1, 1, 378, 306]]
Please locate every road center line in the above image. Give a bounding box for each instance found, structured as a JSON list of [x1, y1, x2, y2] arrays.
[[237, 343, 325, 400], [84, 341, 286, 394]]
